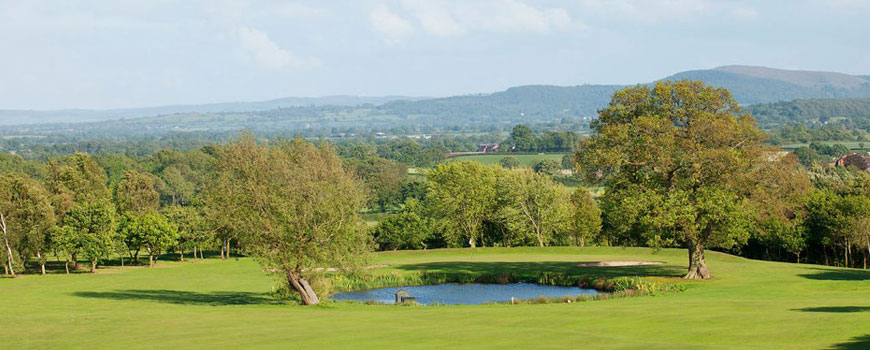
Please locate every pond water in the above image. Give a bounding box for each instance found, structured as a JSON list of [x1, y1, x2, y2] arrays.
[[331, 283, 599, 305]]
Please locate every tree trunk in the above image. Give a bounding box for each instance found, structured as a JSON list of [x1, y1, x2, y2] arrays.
[[684, 239, 711, 279], [90, 259, 97, 273], [199, 248, 204, 260], [38, 250, 45, 275], [1, 212, 15, 277], [120, 254, 124, 267], [64, 260, 69, 274], [286, 270, 320, 305], [149, 253, 154, 267], [225, 239, 231, 258], [180, 249, 184, 262], [220, 244, 225, 260], [71, 253, 78, 269], [192, 246, 197, 261]]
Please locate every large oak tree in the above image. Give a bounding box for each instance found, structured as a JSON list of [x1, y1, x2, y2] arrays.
[[577, 81, 768, 279]]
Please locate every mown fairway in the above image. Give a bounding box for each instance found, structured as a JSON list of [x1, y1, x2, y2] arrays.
[[2, 247, 870, 349], [447, 153, 570, 167]]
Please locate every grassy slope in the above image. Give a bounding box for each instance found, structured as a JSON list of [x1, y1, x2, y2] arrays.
[[2, 247, 870, 349], [448, 153, 570, 167]]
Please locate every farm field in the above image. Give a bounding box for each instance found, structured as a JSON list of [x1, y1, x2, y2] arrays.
[[780, 141, 868, 151], [447, 153, 571, 167], [2, 247, 870, 349]]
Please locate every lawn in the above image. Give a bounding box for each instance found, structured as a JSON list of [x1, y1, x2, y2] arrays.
[[2, 247, 870, 349], [447, 153, 571, 167]]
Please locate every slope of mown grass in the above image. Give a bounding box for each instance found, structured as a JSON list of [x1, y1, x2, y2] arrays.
[[2, 247, 870, 349]]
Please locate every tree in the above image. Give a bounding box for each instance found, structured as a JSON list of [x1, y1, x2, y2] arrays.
[[115, 170, 159, 215], [561, 154, 575, 171], [125, 213, 178, 267], [576, 81, 767, 279], [568, 187, 601, 247], [426, 161, 499, 247], [509, 124, 537, 152], [497, 169, 571, 247], [0, 174, 56, 275], [63, 201, 117, 272], [372, 199, 432, 250], [532, 159, 560, 176], [208, 134, 369, 305], [161, 205, 207, 261], [499, 156, 520, 169]]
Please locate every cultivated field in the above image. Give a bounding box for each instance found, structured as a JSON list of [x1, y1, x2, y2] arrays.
[[447, 153, 571, 167], [2, 247, 869, 349]]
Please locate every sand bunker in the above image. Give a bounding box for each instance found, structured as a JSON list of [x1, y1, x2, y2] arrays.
[[577, 261, 664, 267]]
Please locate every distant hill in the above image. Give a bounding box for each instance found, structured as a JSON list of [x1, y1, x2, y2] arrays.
[[0, 95, 422, 125], [4, 65, 870, 130], [663, 66, 870, 105], [748, 98, 870, 127]]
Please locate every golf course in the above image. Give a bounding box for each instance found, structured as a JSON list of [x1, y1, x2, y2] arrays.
[[2, 247, 869, 349]]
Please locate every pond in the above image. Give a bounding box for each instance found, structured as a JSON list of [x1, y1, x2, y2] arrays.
[[331, 283, 599, 305]]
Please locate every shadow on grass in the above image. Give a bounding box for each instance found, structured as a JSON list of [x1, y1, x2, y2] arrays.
[[828, 334, 870, 350], [393, 261, 685, 279], [798, 268, 870, 281], [73, 289, 276, 306], [795, 306, 870, 313]]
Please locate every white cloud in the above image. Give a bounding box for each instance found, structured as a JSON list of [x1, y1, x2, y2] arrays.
[[369, 4, 416, 42], [236, 26, 319, 71], [576, 0, 759, 23], [368, 0, 577, 41], [275, 3, 332, 19]]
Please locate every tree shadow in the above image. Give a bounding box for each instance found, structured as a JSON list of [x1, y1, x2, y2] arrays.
[[73, 289, 277, 306], [828, 334, 870, 350], [794, 306, 870, 313], [393, 261, 685, 279], [798, 267, 870, 281]]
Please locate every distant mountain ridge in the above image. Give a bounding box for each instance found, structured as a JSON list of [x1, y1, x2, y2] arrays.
[[0, 95, 423, 125], [3, 65, 870, 126]]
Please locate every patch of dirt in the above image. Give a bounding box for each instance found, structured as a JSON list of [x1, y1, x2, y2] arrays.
[[577, 261, 665, 267]]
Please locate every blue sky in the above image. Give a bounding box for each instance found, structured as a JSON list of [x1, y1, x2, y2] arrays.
[[1, 0, 868, 110]]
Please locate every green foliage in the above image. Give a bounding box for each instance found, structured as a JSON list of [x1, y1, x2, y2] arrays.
[[532, 159, 561, 175], [497, 169, 571, 247], [63, 200, 118, 271], [372, 199, 433, 250], [114, 170, 159, 215], [426, 161, 499, 247], [499, 156, 520, 169], [568, 187, 602, 246], [577, 80, 769, 278], [0, 173, 56, 273], [207, 134, 369, 304]]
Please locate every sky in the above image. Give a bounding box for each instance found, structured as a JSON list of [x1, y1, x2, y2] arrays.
[[1, 0, 868, 110]]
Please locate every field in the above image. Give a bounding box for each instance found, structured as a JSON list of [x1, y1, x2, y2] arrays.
[[780, 141, 868, 151], [447, 153, 571, 167], [2, 247, 870, 349]]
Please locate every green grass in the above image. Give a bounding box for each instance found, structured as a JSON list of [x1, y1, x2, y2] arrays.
[[448, 153, 570, 167], [3, 247, 870, 349], [780, 141, 868, 150]]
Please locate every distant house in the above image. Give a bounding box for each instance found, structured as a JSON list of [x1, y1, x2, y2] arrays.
[[835, 154, 870, 171], [477, 144, 499, 153]]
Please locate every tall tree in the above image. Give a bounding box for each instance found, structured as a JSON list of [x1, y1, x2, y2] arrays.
[[576, 81, 767, 279], [63, 201, 117, 272], [208, 134, 369, 305], [119, 213, 177, 267], [497, 169, 571, 247], [115, 170, 159, 215], [568, 187, 601, 247], [426, 161, 499, 247], [0, 174, 56, 275]]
